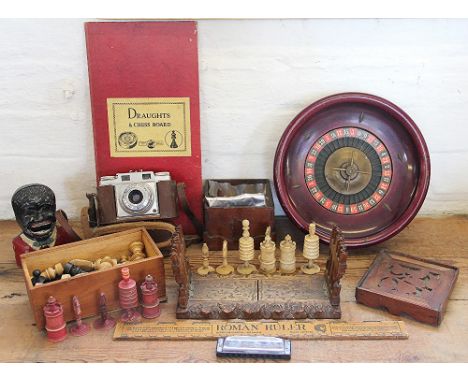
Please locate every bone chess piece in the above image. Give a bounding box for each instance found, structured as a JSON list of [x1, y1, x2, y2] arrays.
[[128, 241, 145, 261], [118, 267, 141, 323], [43, 296, 67, 342], [70, 295, 90, 336], [301, 222, 320, 275], [237, 219, 257, 275], [140, 275, 161, 319], [279, 234, 297, 274], [197, 243, 215, 276], [259, 226, 276, 275], [216, 240, 234, 276], [93, 292, 116, 330]]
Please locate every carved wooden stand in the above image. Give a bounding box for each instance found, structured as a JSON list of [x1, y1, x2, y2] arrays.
[[171, 225, 348, 320]]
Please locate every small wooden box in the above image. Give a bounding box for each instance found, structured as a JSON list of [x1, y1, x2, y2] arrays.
[[356, 251, 459, 326], [21, 228, 166, 330], [203, 179, 275, 250]]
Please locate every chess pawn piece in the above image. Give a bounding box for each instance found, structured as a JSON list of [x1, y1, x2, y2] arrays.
[[216, 240, 234, 276], [118, 267, 141, 323], [259, 227, 276, 275], [237, 219, 257, 275], [43, 295, 67, 342], [279, 234, 297, 274], [301, 223, 320, 275], [31, 269, 42, 286], [140, 275, 161, 319], [197, 243, 215, 276], [40, 262, 64, 282], [70, 259, 94, 272], [129, 241, 145, 261], [70, 295, 90, 336], [93, 292, 116, 330], [63, 262, 86, 277]]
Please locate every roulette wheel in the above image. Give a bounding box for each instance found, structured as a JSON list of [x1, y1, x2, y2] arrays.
[[274, 93, 430, 247]]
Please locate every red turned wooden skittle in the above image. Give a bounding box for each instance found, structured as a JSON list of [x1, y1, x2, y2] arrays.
[[118, 267, 141, 323], [43, 296, 67, 342], [70, 296, 90, 336], [93, 292, 116, 330], [140, 275, 161, 319]]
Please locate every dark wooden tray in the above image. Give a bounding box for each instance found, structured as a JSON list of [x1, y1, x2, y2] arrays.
[[356, 251, 459, 326]]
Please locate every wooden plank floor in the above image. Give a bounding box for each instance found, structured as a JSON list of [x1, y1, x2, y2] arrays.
[[0, 216, 467, 362]]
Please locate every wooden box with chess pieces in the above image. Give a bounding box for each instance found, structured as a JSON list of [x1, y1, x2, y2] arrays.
[[21, 227, 166, 329]]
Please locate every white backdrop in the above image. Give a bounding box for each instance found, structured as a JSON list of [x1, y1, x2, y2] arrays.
[[1, 19, 468, 219]]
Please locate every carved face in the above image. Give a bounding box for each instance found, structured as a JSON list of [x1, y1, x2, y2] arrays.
[[11, 184, 56, 241]]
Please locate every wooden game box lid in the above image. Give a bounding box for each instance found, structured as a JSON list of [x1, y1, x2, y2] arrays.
[[355, 251, 459, 326]]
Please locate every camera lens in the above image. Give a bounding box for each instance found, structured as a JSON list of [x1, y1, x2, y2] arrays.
[[128, 189, 144, 205]]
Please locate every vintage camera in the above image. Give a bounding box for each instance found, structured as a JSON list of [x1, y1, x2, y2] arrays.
[[87, 170, 178, 226]]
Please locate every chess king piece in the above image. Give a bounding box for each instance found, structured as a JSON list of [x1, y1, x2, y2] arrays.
[[140, 275, 161, 319], [93, 292, 116, 330], [118, 267, 141, 323], [237, 219, 257, 275], [216, 240, 234, 276], [279, 234, 297, 274], [301, 223, 320, 275], [70, 296, 90, 336], [259, 226, 276, 275], [43, 295, 67, 342], [11, 184, 79, 267], [170, 130, 179, 148], [197, 243, 215, 276]]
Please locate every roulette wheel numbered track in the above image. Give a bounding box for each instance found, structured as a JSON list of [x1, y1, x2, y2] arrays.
[[274, 93, 430, 248]]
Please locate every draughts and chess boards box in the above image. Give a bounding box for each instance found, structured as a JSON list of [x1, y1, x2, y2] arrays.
[[85, 21, 202, 235], [203, 179, 275, 250], [21, 228, 166, 329]]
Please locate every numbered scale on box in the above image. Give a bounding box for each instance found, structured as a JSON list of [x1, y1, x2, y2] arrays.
[[274, 93, 431, 247]]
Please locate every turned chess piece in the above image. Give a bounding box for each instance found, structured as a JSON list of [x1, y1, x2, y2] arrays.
[[197, 243, 215, 276], [129, 241, 145, 261], [40, 262, 64, 281], [118, 267, 141, 323], [301, 223, 320, 275], [237, 219, 257, 275], [279, 234, 297, 274], [70, 295, 90, 336], [216, 240, 234, 276], [93, 292, 116, 330], [259, 226, 276, 275], [140, 275, 161, 319], [43, 296, 67, 342]]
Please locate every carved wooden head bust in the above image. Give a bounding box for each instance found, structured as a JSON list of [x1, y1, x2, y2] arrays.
[[11, 183, 56, 241]]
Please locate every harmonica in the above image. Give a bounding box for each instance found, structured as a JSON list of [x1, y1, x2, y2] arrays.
[[216, 336, 291, 360]]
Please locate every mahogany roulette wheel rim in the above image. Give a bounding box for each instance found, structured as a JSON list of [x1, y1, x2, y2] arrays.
[[274, 92, 430, 247]]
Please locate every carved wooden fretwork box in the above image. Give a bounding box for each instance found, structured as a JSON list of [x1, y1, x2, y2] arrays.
[[171, 226, 348, 320], [356, 251, 459, 326]]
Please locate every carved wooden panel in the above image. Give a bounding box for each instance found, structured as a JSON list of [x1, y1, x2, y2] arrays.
[[191, 278, 257, 302], [356, 251, 459, 326]]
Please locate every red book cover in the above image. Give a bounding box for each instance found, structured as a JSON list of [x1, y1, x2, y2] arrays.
[[85, 21, 202, 234]]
